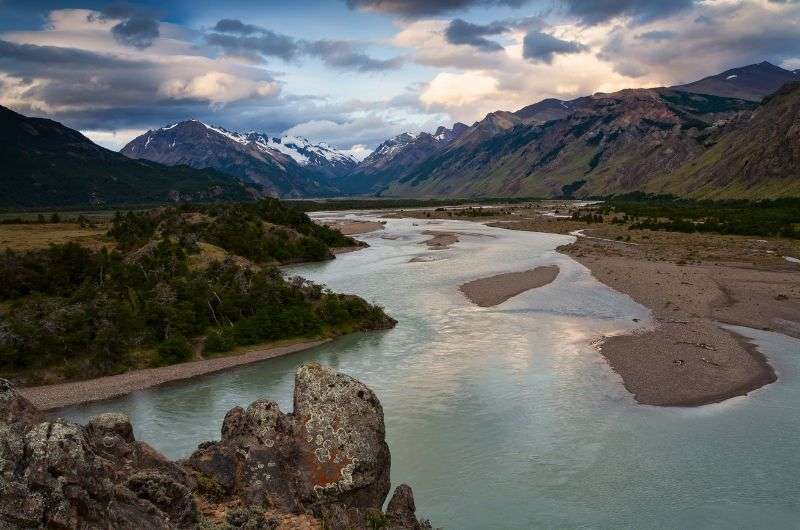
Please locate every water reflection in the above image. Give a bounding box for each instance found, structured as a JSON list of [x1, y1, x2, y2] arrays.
[[56, 214, 800, 529]]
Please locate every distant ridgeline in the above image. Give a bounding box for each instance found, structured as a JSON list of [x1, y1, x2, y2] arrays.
[[0, 199, 394, 383]]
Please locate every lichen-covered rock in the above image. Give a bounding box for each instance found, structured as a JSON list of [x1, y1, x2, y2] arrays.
[[0, 392, 197, 528], [292, 362, 390, 512], [1, 365, 431, 529], [186, 362, 393, 520]]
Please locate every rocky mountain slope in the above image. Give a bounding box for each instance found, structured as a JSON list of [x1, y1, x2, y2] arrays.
[[650, 82, 800, 198], [672, 61, 798, 101], [0, 106, 255, 208], [380, 88, 756, 198], [122, 121, 356, 198], [344, 62, 798, 200], [0, 364, 432, 529], [339, 123, 468, 194]]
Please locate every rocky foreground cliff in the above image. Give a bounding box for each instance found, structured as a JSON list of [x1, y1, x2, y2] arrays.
[[0, 363, 431, 529]]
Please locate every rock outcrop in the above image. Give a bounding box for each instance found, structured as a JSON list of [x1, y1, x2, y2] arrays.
[[0, 364, 432, 529]]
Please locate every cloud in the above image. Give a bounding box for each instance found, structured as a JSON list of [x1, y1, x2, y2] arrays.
[[636, 30, 676, 41], [283, 113, 418, 149], [206, 18, 402, 71], [304, 40, 404, 71], [110, 16, 159, 49], [211, 19, 261, 35], [522, 31, 588, 63], [344, 0, 529, 17], [341, 144, 373, 161], [444, 19, 508, 52], [91, 5, 161, 49], [81, 127, 149, 151], [597, 0, 800, 82], [206, 21, 301, 61], [159, 72, 280, 106], [421, 71, 499, 107], [558, 0, 695, 26]]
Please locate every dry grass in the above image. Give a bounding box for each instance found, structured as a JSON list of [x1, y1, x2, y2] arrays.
[[0, 223, 112, 252], [187, 241, 257, 271]]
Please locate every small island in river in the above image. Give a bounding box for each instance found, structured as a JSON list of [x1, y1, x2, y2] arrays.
[[459, 266, 560, 307]]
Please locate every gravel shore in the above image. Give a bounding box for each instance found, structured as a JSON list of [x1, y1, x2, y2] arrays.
[[459, 266, 559, 307], [20, 339, 330, 410], [485, 215, 799, 406]]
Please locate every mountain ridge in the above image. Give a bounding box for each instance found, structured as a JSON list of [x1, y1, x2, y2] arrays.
[[347, 61, 798, 199], [0, 106, 255, 208], [122, 121, 357, 198]]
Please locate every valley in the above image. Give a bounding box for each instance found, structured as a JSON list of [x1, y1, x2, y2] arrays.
[[1, 2, 799, 525]]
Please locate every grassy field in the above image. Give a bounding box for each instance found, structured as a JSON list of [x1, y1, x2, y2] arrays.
[[0, 222, 112, 251]]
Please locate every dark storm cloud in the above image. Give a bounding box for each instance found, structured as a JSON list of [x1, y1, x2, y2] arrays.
[[344, 0, 528, 17], [559, 0, 695, 26], [444, 19, 508, 52], [522, 31, 588, 63], [207, 19, 402, 71]]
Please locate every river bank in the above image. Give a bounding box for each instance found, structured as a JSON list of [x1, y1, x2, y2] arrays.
[[19, 339, 331, 410], [484, 215, 799, 406], [387, 203, 799, 405]]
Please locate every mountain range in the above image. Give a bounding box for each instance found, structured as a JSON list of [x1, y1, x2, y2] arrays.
[[0, 106, 255, 208], [121, 121, 357, 197], [2, 61, 799, 208], [356, 61, 799, 199], [121, 60, 794, 201]]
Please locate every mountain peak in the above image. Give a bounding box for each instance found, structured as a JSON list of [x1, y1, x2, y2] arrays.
[[120, 121, 356, 196], [672, 60, 797, 100]]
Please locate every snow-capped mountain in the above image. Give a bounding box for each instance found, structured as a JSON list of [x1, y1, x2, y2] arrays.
[[335, 123, 469, 195], [121, 120, 356, 197]]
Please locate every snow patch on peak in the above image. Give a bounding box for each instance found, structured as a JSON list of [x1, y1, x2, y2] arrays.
[[726, 74, 738, 80], [201, 123, 249, 145]]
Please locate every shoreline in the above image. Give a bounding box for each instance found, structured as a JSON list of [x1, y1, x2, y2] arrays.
[[570, 251, 783, 406], [19, 338, 331, 411], [468, 211, 798, 407], [492, 220, 797, 406]]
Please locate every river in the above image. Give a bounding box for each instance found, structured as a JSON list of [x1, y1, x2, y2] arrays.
[[58, 213, 800, 528]]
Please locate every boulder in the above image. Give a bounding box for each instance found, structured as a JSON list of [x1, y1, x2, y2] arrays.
[[0, 378, 43, 425], [387, 484, 432, 529], [0, 382, 197, 528], [0, 364, 432, 529], [292, 362, 391, 511]]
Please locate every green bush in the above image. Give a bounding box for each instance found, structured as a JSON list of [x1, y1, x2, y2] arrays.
[[156, 335, 193, 365]]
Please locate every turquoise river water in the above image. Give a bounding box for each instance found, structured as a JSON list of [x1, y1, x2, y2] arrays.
[[58, 213, 800, 529]]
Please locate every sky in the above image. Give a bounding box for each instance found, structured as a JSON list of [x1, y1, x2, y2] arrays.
[[2, 0, 799, 154]]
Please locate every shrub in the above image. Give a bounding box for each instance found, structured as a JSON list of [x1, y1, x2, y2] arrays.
[[203, 328, 237, 354], [156, 335, 193, 365]]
